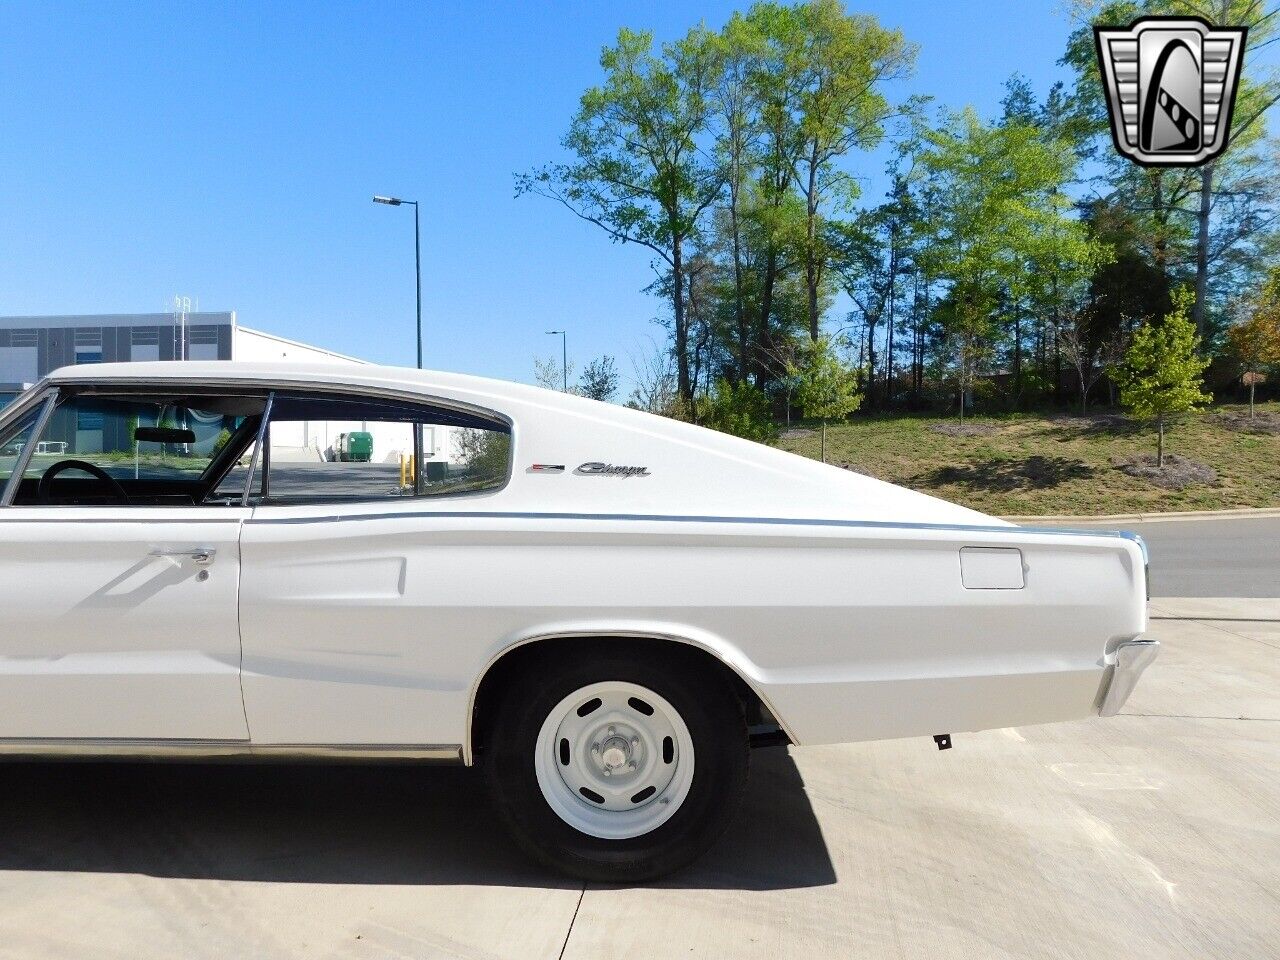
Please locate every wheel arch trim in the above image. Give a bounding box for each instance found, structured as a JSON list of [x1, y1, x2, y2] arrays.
[[463, 622, 798, 765]]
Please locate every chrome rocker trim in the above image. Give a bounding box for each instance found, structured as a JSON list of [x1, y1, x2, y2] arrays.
[[0, 739, 463, 763], [1098, 639, 1160, 717]]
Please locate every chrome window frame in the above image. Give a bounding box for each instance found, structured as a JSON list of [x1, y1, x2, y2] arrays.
[[0, 390, 59, 507], [241, 391, 274, 507], [4, 373, 518, 506], [252, 388, 514, 506]]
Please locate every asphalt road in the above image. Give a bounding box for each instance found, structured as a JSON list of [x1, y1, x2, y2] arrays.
[[1053, 516, 1280, 598]]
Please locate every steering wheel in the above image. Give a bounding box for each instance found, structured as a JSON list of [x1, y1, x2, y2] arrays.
[[37, 459, 130, 505]]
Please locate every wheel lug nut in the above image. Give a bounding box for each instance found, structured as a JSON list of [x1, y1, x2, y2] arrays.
[[608, 725, 616, 735], [628, 761, 636, 770], [591, 743, 600, 755], [630, 738, 640, 749], [602, 766, 612, 777]]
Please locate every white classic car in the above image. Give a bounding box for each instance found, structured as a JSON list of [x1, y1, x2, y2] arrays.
[[0, 362, 1155, 880]]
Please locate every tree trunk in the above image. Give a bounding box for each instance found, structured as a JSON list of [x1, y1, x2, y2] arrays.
[[1152, 170, 1168, 274], [865, 309, 880, 410], [1250, 381, 1256, 419], [805, 147, 821, 341], [1157, 414, 1165, 468], [820, 419, 827, 463], [757, 248, 778, 384], [885, 247, 898, 410], [1079, 372, 1088, 415], [1013, 312, 1024, 407], [671, 237, 691, 407], [1194, 162, 1214, 341], [729, 176, 747, 384]]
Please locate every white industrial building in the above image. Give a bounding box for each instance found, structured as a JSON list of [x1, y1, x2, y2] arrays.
[[0, 311, 445, 465]]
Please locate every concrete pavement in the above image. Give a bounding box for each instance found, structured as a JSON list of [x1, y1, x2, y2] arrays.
[[0, 600, 1275, 959]]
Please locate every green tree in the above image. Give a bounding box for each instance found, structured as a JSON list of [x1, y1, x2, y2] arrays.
[[1226, 265, 1280, 417], [914, 107, 1104, 414], [795, 334, 862, 461], [1062, 1, 1280, 340], [700, 378, 778, 442], [1111, 289, 1211, 466], [790, 0, 916, 340], [577, 356, 620, 402], [518, 26, 724, 405]]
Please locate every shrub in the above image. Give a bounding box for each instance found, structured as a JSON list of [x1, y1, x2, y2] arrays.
[[699, 379, 778, 443]]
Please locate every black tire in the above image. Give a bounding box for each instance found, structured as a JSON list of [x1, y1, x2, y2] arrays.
[[483, 644, 748, 883]]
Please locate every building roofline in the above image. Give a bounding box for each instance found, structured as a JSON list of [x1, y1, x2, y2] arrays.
[[0, 311, 234, 330], [236, 325, 369, 365]]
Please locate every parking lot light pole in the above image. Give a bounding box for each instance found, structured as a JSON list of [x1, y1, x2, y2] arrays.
[[373, 195, 422, 369], [546, 330, 567, 392]]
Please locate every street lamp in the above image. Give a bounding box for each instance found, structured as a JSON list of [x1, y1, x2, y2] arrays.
[[546, 330, 567, 391], [373, 195, 422, 369]]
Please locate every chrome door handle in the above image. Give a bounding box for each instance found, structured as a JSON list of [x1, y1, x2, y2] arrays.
[[150, 548, 216, 565]]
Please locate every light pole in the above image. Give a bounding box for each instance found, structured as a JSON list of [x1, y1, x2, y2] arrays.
[[546, 330, 567, 391], [373, 195, 422, 369]]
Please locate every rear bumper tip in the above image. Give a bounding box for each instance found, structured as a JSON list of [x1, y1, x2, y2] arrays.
[[1099, 639, 1160, 717]]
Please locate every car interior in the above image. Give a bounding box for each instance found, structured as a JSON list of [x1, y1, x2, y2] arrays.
[[0, 386, 512, 507], [4, 390, 268, 507]]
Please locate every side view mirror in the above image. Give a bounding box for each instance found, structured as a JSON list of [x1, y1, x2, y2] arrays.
[[135, 427, 196, 444]]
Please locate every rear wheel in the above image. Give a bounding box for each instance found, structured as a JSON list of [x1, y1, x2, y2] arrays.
[[484, 648, 748, 882]]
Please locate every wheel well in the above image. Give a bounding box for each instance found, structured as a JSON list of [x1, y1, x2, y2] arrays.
[[469, 635, 772, 763]]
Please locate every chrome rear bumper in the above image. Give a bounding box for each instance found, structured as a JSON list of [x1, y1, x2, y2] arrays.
[[1099, 639, 1160, 717]]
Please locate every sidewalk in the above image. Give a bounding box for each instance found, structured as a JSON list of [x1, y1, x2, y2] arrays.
[[1003, 506, 1280, 524]]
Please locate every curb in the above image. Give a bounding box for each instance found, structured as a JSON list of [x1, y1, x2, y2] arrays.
[[1001, 507, 1280, 524]]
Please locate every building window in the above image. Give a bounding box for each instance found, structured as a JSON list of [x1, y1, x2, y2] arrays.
[[131, 327, 160, 362]]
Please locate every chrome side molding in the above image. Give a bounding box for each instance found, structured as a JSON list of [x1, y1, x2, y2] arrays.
[[1099, 639, 1160, 717], [0, 739, 463, 764]]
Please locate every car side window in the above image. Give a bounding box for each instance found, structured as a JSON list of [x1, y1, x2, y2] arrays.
[[8, 390, 266, 507], [0, 402, 46, 495], [259, 392, 510, 504]]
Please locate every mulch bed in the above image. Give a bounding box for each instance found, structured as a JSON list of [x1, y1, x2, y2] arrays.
[[929, 422, 997, 437], [1111, 453, 1219, 490], [1046, 413, 1135, 432], [1212, 411, 1280, 435]]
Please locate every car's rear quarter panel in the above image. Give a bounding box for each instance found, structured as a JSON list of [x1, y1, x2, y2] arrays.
[[237, 513, 1147, 753]]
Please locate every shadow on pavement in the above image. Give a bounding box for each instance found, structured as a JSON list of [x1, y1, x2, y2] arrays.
[[0, 746, 834, 890]]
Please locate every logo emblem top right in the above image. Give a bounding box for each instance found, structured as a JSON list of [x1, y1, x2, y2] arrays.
[[1094, 16, 1247, 167]]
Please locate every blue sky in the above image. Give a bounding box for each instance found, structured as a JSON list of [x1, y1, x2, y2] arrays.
[[0, 1, 1198, 391]]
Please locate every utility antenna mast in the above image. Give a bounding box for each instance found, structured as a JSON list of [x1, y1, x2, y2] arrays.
[[172, 295, 192, 360]]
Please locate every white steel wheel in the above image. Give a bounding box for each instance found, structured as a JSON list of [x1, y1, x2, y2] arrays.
[[533, 680, 696, 840]]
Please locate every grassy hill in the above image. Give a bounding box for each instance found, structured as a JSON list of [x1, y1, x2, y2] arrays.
[[775, 401, 1280, 517]]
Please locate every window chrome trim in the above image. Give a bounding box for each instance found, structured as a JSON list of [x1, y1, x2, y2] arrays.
[[241, 391, 274, 507], [1, 389, 58, 507]]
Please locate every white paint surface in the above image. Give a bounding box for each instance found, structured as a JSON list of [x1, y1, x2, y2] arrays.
[[2, 361, 1151, 754]]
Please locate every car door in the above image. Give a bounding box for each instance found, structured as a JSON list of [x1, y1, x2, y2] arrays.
[[0, 387, 254, 741], [237, 389, 511, 748]]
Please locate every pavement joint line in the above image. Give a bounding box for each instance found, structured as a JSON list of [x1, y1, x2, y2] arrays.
[[1180, 617, 1280, 651], [1125, 713, 1280, 722], [1150, 616, 1280, 623], [557, 885, 585, 960]]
